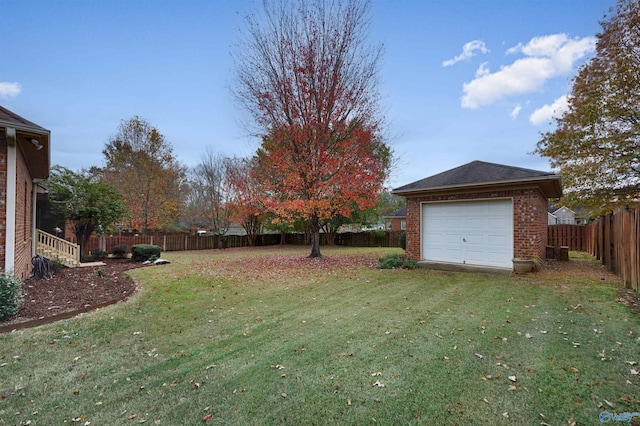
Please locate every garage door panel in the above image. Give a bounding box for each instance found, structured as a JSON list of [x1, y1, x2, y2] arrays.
[[422, 200, 513, 269]]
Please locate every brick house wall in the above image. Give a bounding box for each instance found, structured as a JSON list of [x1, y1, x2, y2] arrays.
[[0, 135, 6, 272], [405, 186, 548, 264], [0, 134, 36, 279], [15, 150, 33, 279], [387, 217, 406, 232]]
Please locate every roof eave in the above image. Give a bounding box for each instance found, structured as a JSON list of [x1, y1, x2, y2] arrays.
[[392, 176, 563, 199]]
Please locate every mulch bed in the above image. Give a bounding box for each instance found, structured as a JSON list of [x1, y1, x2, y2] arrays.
[[0, 259, 142, 332]]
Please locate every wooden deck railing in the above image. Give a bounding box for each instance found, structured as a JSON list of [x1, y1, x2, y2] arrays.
[[36, 229, 80, 267]]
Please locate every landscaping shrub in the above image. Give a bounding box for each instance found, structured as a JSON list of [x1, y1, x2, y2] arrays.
[[0, 273, 24, 321], [49, 258, 66, 273], [131, 244, 162, 262], [378, 253, 419, 269], [112, 245, 129, 259], [93, 250, 108, 260]]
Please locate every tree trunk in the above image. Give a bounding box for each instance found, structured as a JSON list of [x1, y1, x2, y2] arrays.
[[309, 231, 321, 258], [75, 222, 95, 260], [308, 214, 322, 258]]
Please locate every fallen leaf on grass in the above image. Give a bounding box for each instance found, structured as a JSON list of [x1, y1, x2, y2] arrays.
[[620, 396, 633, 403], [508, 376, 517, 382], [474, 353, 483, 359], [203, 414, 212, 422], [371, 372, 382, 377], [373, 380, 385, 387], [508, 385, 517, 391]]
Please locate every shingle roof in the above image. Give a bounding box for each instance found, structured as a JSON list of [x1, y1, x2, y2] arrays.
[[393, 160, 562, 198], [0, 106, 46, 131], [383, 206, 406, 218]]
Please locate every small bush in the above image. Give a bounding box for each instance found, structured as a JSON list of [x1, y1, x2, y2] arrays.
[[0, 273, 24, 321], [49, 258, 66, 273], [378, 253, 419, 270], [131, 244, 162, 262], [112, 245, 129, 259], [93, 250, 108, 260]]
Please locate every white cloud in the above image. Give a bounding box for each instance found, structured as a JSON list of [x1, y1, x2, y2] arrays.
[[529, 95, 568, 125], [443, 40, 489, 67], [461, 34, 595, 109], [510, 104, 522, 120], [0, 82, 21, 99]]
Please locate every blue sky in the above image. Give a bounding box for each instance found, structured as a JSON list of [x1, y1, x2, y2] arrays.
[[1, 0, 615, 189]]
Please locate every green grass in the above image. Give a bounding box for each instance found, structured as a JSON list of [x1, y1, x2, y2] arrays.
[[1, 246, 638, 425]]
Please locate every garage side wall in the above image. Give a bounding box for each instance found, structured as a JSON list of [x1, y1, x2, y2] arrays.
[[405, 187, 548, 264]]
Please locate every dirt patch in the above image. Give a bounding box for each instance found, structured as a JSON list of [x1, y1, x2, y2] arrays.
[[535, 258, 622, 284], [536, 258, 640, 315]]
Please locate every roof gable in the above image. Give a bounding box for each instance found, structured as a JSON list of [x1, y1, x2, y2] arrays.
[[393, 160, 562, 198]]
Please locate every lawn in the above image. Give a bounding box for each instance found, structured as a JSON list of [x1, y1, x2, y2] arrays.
[[1, 246, 638, 425]]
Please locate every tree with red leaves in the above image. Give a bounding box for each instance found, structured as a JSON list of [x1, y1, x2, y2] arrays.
[[225, 157, 264, 246], [233, 0, 391, 257]]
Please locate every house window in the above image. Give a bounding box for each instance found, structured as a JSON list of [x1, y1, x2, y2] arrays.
[[401, 220, 406, 230]]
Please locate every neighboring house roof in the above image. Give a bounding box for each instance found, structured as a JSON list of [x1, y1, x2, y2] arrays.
[[392, 160, 562, 198], [0, 106, 50, 179], [551, 206, 575, 215], [383, 206, 406, 218]]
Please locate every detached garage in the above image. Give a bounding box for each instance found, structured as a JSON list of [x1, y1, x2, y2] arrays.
[[392, 161, 562, 271]]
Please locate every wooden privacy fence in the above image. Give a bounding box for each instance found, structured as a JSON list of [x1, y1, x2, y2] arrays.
[[87, 231, 405, 254], [584, 207, 639, 291], [88, 234, 280, 253], [547, 225, 586, 251]]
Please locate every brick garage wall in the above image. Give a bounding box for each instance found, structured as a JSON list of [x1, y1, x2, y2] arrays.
[[405, 187, 548, 264]]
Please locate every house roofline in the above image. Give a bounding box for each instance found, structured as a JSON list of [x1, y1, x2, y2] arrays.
[[392, 175, 562, 198]]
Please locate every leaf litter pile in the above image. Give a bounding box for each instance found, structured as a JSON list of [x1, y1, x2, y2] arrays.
[[189, 250, 380, 286]]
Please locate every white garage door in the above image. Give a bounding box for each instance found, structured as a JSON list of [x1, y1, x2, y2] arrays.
[[422, 199, 513, 269]]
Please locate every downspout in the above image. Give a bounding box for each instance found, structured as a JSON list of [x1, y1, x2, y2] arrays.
[[4, 127, 16, 273]]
